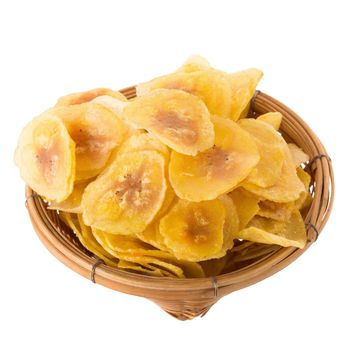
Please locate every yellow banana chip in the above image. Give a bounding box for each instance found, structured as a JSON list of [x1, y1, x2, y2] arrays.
[[137, 69, 232, 118], [169, 116, 260, 201], [49, 180, 89, 213], [159, 199, 226, 262], [229, 188, 260, 230], [257, 112, 283, 130], [243, 144, 305, 202], [229, 68, 263, 121], [235, 210, 307, 249], [55, 88, 127, 107], [240, 118, 286, 188], [122, 89, 215, 156], [15, 113, 75, 202], [82, 151, 167, 235]]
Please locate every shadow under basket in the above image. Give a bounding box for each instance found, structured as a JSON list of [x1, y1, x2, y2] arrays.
[[25, 88, 334, 320]]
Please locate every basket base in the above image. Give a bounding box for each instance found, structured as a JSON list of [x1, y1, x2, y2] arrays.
[[151, 299, 217, 321]]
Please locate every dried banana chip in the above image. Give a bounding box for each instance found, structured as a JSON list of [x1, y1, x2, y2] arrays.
[[59, 212, 118, 266], [243, 144, 304, 202], [239, 118, 286, 188], [235, 210, 307, 249], [55, 88, 127, 107], [169, 116, 260, 201], [48, 180, 89, 213], [176, 55, 211, 73], [82, 151, 166, 235], [258, 200, 294, 222], [256, 112, 282, 130], [136, 222, 168, 251], [14, 113, 75, 201], [53, 103, 128, 180], [159, 199, 226, 261], [217, 194, 239, 255], [118, 131, 169, 159], [122, 89, 215, 156], [295, 167, 312, 210], [229, 188, 260, 230], [288, 143, 310, 167], [137, 69, 232, 118], [229, 68, 263, 121]]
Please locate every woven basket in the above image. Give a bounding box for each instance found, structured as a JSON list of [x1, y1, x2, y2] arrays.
[[25, 87, 334, 320]]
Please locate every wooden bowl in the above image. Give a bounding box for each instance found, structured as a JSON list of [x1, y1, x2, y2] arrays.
[[25, 87, 334, 320]]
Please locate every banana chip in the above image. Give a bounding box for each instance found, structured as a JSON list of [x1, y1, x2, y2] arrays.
[[229, 188, 260, 230], [122, 89, 215, 156], [229, 68, 263, 121], [235, 210, 307, 249], [82, 150, 167, 235], [55, 88, 127, 107], [243, 144, 305, 202], [52, 103, 128, 180], [49, 180, 89, 213], [15, 113, 75, 202], [169, 116, 260, 201], [257, 112, 283, 130], [288, 143, 310, 167], [60, 212, 118, 266], [240, 118, 286, 188], [159, 199, 226, 262], [137, 68, 232, 118]]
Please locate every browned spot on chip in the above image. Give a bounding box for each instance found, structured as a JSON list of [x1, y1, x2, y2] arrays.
[[164, 82, 194, 94], [36, 141, 61, 184], [205, 145, 229, 169], [185, 209, 211, 244], [113, 164, 156, 211], [70, 127, 107, 156], [153, 110, 198, 146], [57, 88, 116, 106]]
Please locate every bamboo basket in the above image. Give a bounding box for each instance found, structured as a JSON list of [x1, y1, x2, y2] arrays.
[[25, 87, 334, 320]]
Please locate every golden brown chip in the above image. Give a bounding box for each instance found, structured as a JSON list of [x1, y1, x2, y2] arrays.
[[55, 88, 127, 107], [14, 113, 76, 202], [93, 227, 204, 278], [243, 144, 305, 202], [258, 200, 294, 222], [229, 68, 263, 121], [52, 103, 128, 180], [117, 131, 169, 160], [137, 70, 232, 118], [257, 112, 283, 130], [117, 254, 185, 278], [239, 118, 286, 188], [136, 222, 168, 250], [229, 188, 260, 230], [82, 151, 167, 235], [159, 199, 226, 261], [295, 167, 312, 210], [176, 55, 211, 73], [59, 212, 118, 266], [235, 210, 307, 248], [218, 194, 239, 254], [288, 143, 310, 167], [169, 116, 260, 201], [122, 89, 215, 156], [48, 180, 89, 213]]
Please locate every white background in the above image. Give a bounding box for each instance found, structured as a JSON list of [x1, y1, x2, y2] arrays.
[[0, 1, 349, 349]]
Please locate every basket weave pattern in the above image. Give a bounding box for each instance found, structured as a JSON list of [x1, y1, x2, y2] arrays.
[[25, 88, 334, 320]]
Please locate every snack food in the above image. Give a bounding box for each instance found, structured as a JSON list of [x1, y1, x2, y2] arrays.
[[15, 56, 312, 278]]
